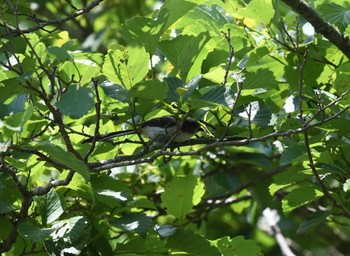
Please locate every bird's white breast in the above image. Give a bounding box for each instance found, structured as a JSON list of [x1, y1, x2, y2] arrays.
[[141, 125, 193, 142]]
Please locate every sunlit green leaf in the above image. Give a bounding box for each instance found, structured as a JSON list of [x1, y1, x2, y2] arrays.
[[34, 189, 64, 225], [47, 216, 90, 255], [129, 80, 168, 100], [237, 0, 274, 24], [282, 186, 324, 215], [2, 105, 34, 132], [161, 176, 205, 222], [48, 46, 72, 61], [214, 236, 262, 256], [120, 0, 197, 54], [269, 169, 311, 196], [159, 33, 210, 81], [102, 46, 149, 88], [167, 229, 221, 256], [35, 143, 90, 182], [65, 174, 95, 205]]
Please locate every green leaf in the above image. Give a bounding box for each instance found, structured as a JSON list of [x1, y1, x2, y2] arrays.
[[3, 105, 34, 132], [115, 236, 147, 254], [282, 186, 324, 215], [58, 53, 102, 85], [57, 84, 94, 119], [65, 174, 95, 204], [0, 173, 21, 214], [120, 0, 197, 54], [280, 144, 306, 165], [239, 47, 270, 70], [91, 175, 130, 208], [70, 51, 103, 85], [318, 2, 350, 32], [3, 36, 27, 53], [112, 214, 152, 238], [297, 211, 330, 235], [36, 143, 90, 182], [335, 62, 350, 96], [96, 190, 129, 203], [34, 189, 64, 225], [155, 225, 177, 238], [100, 80, 129, 102], [47, 46, 72, 61], [120, 17, 160, 54], [243, 69, 278, 90], [182, 74, 202, 102], [269, 169, 311, 196], [0, 79, 25, 103], [47, 216, 90, 255], [214, 236, 262, 256], [159, 33, 210, 82], [132, 198, 157, 211], [167, 229, 221, 256], [237, 0, 274, 24], [8, 94, 26, 114], [203, 66, 227, 84], [200, 85, 230, 106], [129, 80, 168, 100], [164, 76, 183, 102], [164, 74, 202, 102], [177, 4, 235, 34], [157, 0, 198, 33], [253, 103, 272, 128], [0, 218, 12, 241], [161, 176, 205, 222], [18, 223, 54, 243], [102, 46, 149, 88], [90, 226, 113, 255]]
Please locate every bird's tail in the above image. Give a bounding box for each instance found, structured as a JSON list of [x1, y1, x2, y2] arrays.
[[82, 130, 136, 143]]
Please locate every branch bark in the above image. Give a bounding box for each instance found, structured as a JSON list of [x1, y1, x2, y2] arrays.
[[281, 0, 350, 59], [89, 104, 350, 171]]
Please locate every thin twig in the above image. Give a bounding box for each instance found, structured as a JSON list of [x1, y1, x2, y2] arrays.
[[291, 20, 337, 206], [0, 0, 103, 37], [247, 103, 253, 139], [219, 29, 245, 140], [84, 79, 102, 161], [89, 105, 350, 171], [303, 89, 350, 127], [221, 29, 234, 86], [281, 0, 350, 60]]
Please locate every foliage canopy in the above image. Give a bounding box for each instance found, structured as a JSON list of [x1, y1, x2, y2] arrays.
[[1, 0, 350, 255]]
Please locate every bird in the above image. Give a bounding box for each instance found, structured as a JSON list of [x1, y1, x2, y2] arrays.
[[84, 115, 202, 143]]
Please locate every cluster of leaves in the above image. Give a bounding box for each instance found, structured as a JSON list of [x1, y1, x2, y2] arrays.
[[1, 0, 350, 255]]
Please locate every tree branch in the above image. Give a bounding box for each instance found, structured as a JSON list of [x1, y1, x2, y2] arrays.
[[0, 164, 32, 253], [0, 0, 104, 37], [281, 0, 350, 59], [89, 105, 350, 171]]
